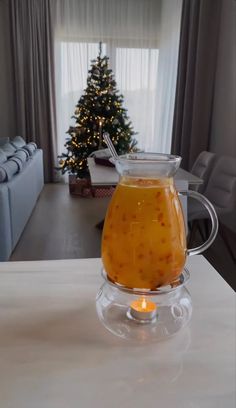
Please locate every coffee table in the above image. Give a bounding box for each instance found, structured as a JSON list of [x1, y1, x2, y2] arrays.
[[0, 256, 235, 407]]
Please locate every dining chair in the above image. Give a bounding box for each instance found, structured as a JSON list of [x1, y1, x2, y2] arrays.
[[190, 151, 216, 193], [188, 155, 236, 249]]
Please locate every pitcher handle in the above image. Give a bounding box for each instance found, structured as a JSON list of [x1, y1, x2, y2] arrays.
[[179, 190, 218, 256]]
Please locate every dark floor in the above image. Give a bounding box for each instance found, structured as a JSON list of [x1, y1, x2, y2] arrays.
[[10, 184, 236, 290], [10, 184, 110, 261], [191, 224, 236, 291]]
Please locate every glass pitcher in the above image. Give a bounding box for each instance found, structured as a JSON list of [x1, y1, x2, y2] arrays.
[[102, 153, 218, 290]]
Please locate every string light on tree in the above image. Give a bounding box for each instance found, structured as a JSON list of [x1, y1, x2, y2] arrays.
[[57, 42, 137, 179]]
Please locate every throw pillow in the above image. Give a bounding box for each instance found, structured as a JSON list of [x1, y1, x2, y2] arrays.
[[10, 136, 26, 149], [0, 167, 7, 182], [9, 156, 23, 172], [23, 142, 37, 156], [16, 147, 30, 160], [0, 137, 10, 146], [14, 149, 28, 163], [0, 149, 7, 164], [0, 142, 16, 158], [0, 160, 18, 181]]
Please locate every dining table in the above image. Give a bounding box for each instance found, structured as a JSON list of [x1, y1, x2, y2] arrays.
[[87, 157, 203, 187], [0, 255, 235, 407], [87, 157, 202, 229]]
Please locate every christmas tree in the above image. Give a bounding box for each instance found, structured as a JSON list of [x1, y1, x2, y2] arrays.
[[58, 43, 137, 178]]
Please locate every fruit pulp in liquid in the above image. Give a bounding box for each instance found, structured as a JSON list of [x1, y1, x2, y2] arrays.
[[102, 176, 186, 289]]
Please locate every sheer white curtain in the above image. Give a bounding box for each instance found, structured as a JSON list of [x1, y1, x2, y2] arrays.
[[54, 0, 182, 158]]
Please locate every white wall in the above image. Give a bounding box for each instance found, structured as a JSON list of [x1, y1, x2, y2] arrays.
[[210, 0, 236, 157], [0, 0, 16, 140]]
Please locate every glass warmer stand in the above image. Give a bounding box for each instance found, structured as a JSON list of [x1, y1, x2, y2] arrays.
[[96, 268, 192, 342]]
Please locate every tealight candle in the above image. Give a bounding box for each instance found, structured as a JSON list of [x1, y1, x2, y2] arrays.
[[129, 297, 157, 321]]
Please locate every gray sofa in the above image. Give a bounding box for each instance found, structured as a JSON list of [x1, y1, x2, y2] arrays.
[[0, 138, 44, 261]]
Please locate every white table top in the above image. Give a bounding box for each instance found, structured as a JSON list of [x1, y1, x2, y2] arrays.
[[0, 256, 235, 408], [87, 157, 203, 186]]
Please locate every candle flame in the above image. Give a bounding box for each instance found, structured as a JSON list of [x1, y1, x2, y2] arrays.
[[130, 297, 157, 319], [141, 297, 147, 310]]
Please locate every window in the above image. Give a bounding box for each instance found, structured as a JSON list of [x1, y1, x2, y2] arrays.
[[55, 41, 159, 155], [115, 47, 159, 151], [54, 0, 182, 160]]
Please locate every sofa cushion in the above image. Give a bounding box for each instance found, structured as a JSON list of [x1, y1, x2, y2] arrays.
[[0, 148, 44, 260], [9, 156, 23, 172], [23, 142, 37, 156], [17, 147, 30, 160], [14, 149, 28, 163], [0, 149, 7, 164], [0, 160, 18, 182], [10, 136, 26, 149], [0, 143, 16, 158], [0, 137, 10, 146], [0, 167, 7, 182], [7, 152, 42, 248], [0, 184, 12, 261]]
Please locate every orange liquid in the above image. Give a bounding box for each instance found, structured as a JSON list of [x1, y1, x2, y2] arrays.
[[102, 176, 186, 289]]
